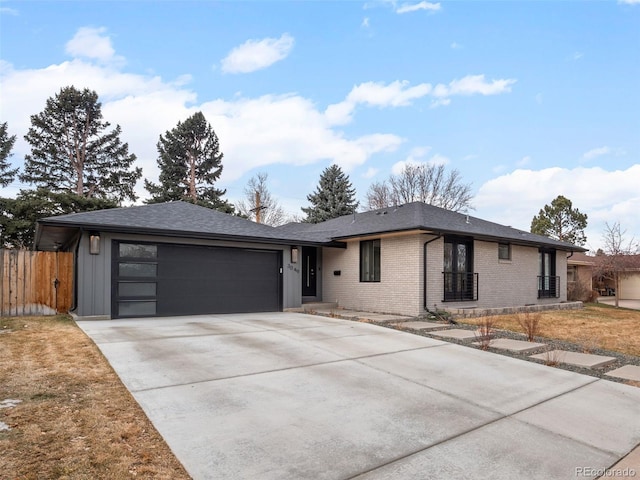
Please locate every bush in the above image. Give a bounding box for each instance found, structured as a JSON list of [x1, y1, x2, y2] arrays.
[[516, 312, 541, 341], [567, 280, 592, 302]]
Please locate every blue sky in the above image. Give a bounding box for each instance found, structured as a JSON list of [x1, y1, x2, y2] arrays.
[[1, 0, 639, 251]]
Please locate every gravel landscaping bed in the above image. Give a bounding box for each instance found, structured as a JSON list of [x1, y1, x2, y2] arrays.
[[317, 311, 640, 386]]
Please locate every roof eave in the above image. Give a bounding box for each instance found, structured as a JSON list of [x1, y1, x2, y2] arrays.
[[36, 220, 343, 248], [329, 225, 586, 251]]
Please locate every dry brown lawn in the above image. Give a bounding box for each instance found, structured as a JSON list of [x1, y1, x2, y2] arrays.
[[465, 303, 640, 357], [0, 315, 191, 480]]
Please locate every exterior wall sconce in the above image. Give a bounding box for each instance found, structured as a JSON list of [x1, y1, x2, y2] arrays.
[[291, 246, 299, 263], [89, 234, 101, 255]]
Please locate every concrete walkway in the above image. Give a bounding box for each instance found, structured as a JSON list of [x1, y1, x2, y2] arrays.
[[78, 313, 640, 480]]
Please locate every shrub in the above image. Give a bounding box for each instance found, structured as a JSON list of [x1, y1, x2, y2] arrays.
[[516, 312, 541, 341], [567, 280, 592, 302], [474, 317, 495, 350]]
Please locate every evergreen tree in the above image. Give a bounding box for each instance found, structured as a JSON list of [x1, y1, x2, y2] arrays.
[[0, 122, 18, 187], [145, 112, 232, 212], [530, 195, 588, 246], [0, 189, 117, 248], [20, 86, 141, 203], [302, 165, 358, 223]]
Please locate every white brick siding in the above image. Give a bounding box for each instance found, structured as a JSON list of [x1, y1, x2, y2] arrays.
[[322, 235, 424, 317], [322, 233, 568, 316]]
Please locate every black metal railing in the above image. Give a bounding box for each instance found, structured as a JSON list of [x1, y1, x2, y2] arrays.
[[443, 272, 478, 301], [538, 275, 560, 298]]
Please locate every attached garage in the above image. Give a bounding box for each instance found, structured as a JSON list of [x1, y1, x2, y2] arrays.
[[112, 241, 282, 318], [34, 201, 324, 319]]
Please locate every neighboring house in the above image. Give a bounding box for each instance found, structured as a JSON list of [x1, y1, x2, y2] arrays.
[[35, 201, 586, 319], [618, 258, 640, 300], [594, 254, 640, 300], [567, 252, 595, 300]]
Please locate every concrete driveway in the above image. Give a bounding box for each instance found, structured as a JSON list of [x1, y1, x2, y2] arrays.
[[78, 313, 640, 480], [598, 297, 640, 310]]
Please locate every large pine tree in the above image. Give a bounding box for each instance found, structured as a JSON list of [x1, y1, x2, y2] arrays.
[[302, 165, 358, 223], [0, 189, 118, 248], [145, 112, 232, 212], [530, 195, 588, 246], [20, 86, 141, 203], [0, 122, 18, 187]]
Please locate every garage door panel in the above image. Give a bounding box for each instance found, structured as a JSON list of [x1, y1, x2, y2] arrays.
[[157, 244, 281, 316], [113, 241, 281, 318]]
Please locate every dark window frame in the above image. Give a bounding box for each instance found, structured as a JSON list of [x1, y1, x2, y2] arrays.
[[360, 239, 381, 282], [443, 236, 477, 301], [112, 240, 159, 318], [538, 248, 559, 298], [498, 243, 511, 261]]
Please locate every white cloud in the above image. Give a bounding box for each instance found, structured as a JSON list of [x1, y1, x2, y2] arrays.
[[0, 6, 19, 15], [517, 156, 531, 167], [325, 80, 432, 124], [391, 148, 449, 175], [361, 17, 370, 28], [619, 0, 640, 5], [326, 74, 515, 120], [0, 27, 406, 200], [450, 42, 462, 49], [475, 165, 640, 252], [434, 74, 517, 97], [65, 27, 124, 65], [348, 80, 432, 107], [572, 52, 584, 61], [396, 1, 441, 14], [582, 146, 611, 161], [221, 33, 294, 74], [363, 167, 379, 178]]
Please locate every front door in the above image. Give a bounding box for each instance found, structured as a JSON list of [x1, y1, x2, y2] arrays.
[[302, 247, 317, 297]]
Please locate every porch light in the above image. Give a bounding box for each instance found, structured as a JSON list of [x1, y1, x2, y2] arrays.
[[291, 246, 299, 263], [90, 234, 100, 255]]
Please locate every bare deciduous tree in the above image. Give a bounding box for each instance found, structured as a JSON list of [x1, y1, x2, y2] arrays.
[[365, 163, 473, 212], [593, 222, 640, 308], [236, 172, 287, 226], [365, 180, 394, 210]]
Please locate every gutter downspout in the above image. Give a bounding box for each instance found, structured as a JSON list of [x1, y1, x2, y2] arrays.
[[423, 235, 443, 312]]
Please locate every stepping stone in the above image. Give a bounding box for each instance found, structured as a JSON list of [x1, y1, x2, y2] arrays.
[[605, 365, 640, 382], [429, 329, 477, 341], [530, 350, 617, 369], [472, 338, 546, 353], [393, 321, 446, 331]]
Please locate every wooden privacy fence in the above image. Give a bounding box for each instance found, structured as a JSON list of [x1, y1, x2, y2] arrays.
[[0, 249, 74, 316]]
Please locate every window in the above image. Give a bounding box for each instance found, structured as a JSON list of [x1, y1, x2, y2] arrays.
[[114, 241, 158, 317], [498, 243, 511, 260], [443, 236, 477, 301], [538, 249, 558, 298], [567, 265, 577, 283], [360, 239, 380, 282]]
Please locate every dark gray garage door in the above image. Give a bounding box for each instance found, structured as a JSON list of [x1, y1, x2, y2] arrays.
[[112, 241, 282, 318]]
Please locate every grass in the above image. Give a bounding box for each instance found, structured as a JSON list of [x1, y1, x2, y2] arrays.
[[0, 315, 191, 479], [465, 303, 640, 357], [2, 305, 638, 476]]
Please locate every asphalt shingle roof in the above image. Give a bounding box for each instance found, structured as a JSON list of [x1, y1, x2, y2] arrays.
[[36, 200, 586, 252], [277, 202, 586, 251], [36, 201, 311, 246]]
